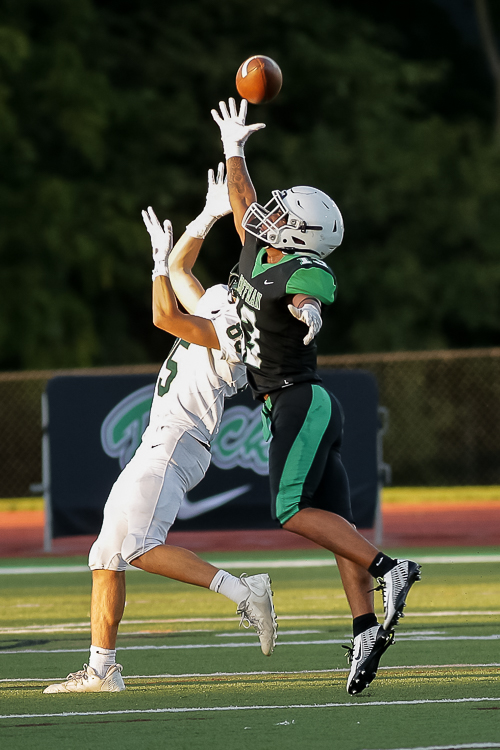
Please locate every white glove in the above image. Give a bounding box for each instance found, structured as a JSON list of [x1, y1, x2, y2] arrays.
[[211, 98, 265, 159], [185, 163, 232, 239], [288, 303, 323, 345], [141, 206, 173, 280]]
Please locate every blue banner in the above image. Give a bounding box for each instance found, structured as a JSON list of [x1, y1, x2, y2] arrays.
[[46, 370, 381, 537]]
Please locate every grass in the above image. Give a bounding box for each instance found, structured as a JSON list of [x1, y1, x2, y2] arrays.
[[1, 549, 500, 749]]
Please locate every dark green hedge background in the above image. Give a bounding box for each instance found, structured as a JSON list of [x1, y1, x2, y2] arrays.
[[1, 0, 499, 369]]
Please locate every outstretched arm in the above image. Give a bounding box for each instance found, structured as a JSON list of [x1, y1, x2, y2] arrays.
[[169, 163, 232, 313], [164, 233, 205, 315], [212, 98, 264, 243], [152, 275, 220, 349], [288, 294, 322, 345], [141, 211, 220, 349], [226, 156, 256, 244]]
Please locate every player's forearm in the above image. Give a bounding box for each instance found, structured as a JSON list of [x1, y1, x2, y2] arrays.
[[152, 276, 179, 328], [168, 233, 205, 314], [152, 278, 220, 348], [169, 232, 203, 273], [289, 294, 323, 345], [226, 156, 257, 242], [292, 294, 321, 312]]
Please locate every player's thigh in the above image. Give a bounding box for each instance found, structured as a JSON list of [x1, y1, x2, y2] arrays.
[[89, 447, 152, 570], [121, 433, 211, 562], [309, 444, 354, 522], [137, 433, 211, 531], [269, 384, 341, 523], [301, 392, 353, 521], [268, 385, 313, 504]]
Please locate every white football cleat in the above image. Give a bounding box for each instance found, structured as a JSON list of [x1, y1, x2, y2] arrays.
[[43, 664, 125, 694], [344, 625, 394, 695], [378, 559, 422, 630], [237, 573, 277, 656]]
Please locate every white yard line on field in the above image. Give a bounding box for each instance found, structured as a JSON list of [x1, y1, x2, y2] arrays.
[[1, 663, 500, 684], [1, 554, 500, 575], [363, 745, 500, 750], [1, 611, 499, 635], [0, 696, 499, 721], [2, 634, 500, 655]]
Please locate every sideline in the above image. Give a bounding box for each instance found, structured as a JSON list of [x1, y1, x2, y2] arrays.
[[1, 553, 500, 575]]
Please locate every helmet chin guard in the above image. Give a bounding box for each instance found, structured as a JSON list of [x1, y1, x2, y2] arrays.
[[242, 186, 344, 259]]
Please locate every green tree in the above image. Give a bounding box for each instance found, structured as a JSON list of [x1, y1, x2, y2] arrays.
[[0, 0, 499, 368]]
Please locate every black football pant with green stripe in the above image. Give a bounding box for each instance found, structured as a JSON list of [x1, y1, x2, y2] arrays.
[[267, 382, 354, 526]]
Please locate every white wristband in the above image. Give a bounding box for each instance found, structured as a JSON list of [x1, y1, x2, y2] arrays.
[[223, 143, 245, 160], [185, 212, 217, 240], [152, 260, 169, 281]]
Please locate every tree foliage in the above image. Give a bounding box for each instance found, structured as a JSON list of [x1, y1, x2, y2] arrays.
[[0, 0, 499, 368]]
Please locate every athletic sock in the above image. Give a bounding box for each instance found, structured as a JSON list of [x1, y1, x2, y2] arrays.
[[209, 569, 248, 605], [352, 612, 378, 638], [368, 552, 396, 578], [89, 645, 116, 678]]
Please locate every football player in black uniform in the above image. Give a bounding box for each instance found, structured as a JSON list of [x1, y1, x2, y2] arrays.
[[212, 98, 421, 695]]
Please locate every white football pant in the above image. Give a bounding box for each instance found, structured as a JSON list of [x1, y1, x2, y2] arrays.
[[88, 428, 211, 571]]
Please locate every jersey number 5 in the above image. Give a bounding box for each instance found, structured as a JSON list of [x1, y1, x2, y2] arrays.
[[157, 339, 190, 397]]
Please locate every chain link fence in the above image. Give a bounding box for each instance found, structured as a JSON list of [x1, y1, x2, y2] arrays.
[[320, 348, 500, 486], [1, 349, 500, 498]]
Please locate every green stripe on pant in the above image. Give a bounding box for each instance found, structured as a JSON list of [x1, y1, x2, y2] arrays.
[[276, 385, 332, 524]]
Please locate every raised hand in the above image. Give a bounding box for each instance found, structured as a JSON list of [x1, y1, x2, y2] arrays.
[[211, 98, 265, 159], [142, 206, 173, 280], [205, 162, 232, 218], [185, 163, 232, 239]]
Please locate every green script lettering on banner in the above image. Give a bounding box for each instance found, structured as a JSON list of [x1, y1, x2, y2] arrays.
[[211, 405, 269, 476], [100, 384, 155, 469], [101, 391, 269, 477]]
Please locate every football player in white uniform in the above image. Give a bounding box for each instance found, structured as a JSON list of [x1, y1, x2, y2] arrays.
[[43, 165, 277, 694]]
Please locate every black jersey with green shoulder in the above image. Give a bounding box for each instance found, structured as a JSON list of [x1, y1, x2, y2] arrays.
[[235, 232, 336, 399]]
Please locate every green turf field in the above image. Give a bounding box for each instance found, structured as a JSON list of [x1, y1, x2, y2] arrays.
[[1, 548, 499, 750]]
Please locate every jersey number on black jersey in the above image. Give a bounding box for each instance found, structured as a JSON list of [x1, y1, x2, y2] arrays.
[[239, 307, 262, 369]]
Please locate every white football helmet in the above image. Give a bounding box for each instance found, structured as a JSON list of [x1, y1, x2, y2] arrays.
[[242, 186, 344, 259]]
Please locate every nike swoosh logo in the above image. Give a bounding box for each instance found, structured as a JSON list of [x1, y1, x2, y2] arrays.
[[264, 280, 274, 285], [177, 484, 251, 520]]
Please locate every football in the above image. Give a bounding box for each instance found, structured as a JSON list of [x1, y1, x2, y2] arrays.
[[236, 55, 282, 104]]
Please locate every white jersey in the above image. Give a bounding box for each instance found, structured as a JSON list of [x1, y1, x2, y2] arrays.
[[142, 284, 246, 447]]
